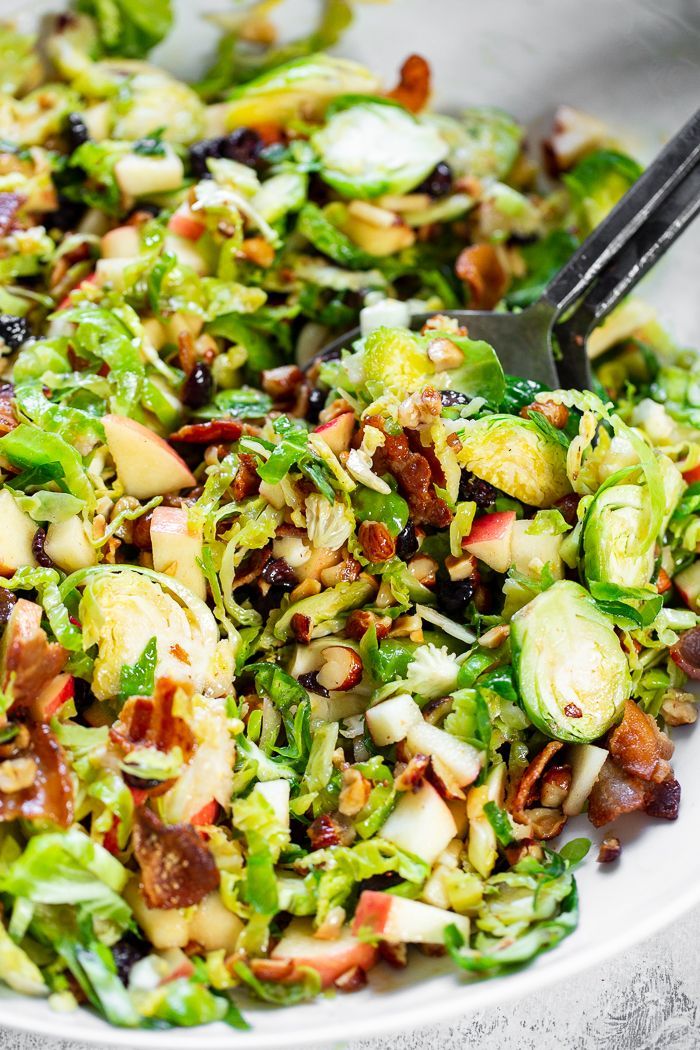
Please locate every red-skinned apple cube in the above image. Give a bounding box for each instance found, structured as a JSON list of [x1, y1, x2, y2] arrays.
[[31, 673, 75, 722], [271, 918, 377, 987], [463, 511, 516, 573], [352, 891, 470, 945], [675, 562, 700, 611], [313, 412, 355, 455], [167, 205, 206, 242], [103, 415, 196, 499]]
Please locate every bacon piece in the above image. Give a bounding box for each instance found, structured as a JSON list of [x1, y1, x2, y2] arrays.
[[133, 806, 219, 909], [4, 599, 67, 715], [608, 700, 673, 784], [110, 678, 195, 759], [368, 418, 452, 528], [0, 193, 24, 236], [670, 627, 700, 680], [509, 740, 563, 823], [232, 452, 260, 500], [169, 420, 243, 444], [386, 54, 431, 113], [455, 244, 508, 310], [0, 724, 73, 827], [587, 758, 649, 828]]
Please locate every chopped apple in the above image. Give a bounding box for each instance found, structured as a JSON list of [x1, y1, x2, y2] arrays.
[[675, 562, 700, 611], [82, 101, 111, 141], [114, 149, 185, 198], [167, 203, 206, 241], [509, 518, 564, 580], [187, 890, 244, 952], [353, 891, 470, 945], [365, 693, 423, 746], [563, 743, 608, 816], [406, 722, 481, 788], [252, 779, 290, 828], [45, 515, 97, 573], [101, 225, 140, 259], [463, 511, 515, 573], [271, 918, 377, 988], [313, 412, 355, 455], [379, 781, 457, 865], [446, 798, 468, 839], [94, 257, 130, 291], [103, 415, 196, 499], [164, 233, 210, 276], [0, 489, 37, 573], [150, 506, 206, 600], [31, 673, 75, 722]]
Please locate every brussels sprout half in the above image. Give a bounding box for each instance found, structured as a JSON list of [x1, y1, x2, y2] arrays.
[[458, 415, 571, 508], [428, 107, 523, 181], [581, 483, 655, 589], [511, 580, 632, 743], [312, 101, 448, 199]]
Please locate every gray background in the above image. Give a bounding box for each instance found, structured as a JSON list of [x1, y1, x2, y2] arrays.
[[1, 914, 698, 1050]]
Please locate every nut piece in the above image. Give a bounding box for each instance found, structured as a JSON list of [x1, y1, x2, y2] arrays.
[[540, 764, 572, 808], [407, 553, 438, 586], [520, 399, 569, 429], [397, 386, 442, 429], [317, 645, 364, 692], [661, 690, 697, 726], [261, 364, 304, 399], [0, 755, 37, 793], [394, 752, 430, 791], [421, 314, 468, 338], [597, 836, 622, 864], [338, 768, 372, 816], [455, 243, 508, 310], [445, 553, 477, 582], [358, 521, 396, 563], [345, 609, 391, 641], [427, 337, 464, 371], [290, 613, 313, 644]]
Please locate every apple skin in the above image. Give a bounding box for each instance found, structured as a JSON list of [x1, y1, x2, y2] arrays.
[[675, 562, 700, 611], [271, 918, 377, 988], [313, 412, 355, 455], [103, 414, 196, 499], [31, 673, 75, 722], [167, 205, 206, 242], [352, 890, 470, 945], [463, 510, 516, 573], [683, 465, 700, 485]]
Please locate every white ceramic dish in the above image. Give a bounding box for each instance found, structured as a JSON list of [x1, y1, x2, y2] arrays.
[[1, 0, 700, 1045]]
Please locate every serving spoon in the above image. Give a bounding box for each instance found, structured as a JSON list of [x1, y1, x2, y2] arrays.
[[311, 108, 700, 390]]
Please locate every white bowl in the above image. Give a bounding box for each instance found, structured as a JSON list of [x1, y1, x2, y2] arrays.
[[2, 0, 700, 1045]]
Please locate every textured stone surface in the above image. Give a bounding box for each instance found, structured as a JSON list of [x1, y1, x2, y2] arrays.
[[2, 914, 699, 1050]]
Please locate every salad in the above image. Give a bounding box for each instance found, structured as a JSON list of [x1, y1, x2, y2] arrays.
[[0, 0, 699, 1031]]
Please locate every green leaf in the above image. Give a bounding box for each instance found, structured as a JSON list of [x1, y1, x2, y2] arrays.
[[297, 203, 375, 269], [76, 0, 173, 58], [0, 424, 94, 508], [483, 801, 514, 846], [118, 636, 157, 701]]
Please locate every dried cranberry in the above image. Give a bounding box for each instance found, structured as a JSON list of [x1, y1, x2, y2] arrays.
[[123, 771, 165, 792], [189, 129, 264, 179], [306, 387, 326, 424], [458, 470, 497, 511], [0, 315, 30, 351], [66, 112, 89, 151], [32, 528, 55, 569], [435, 566, 475, 617], [0, 589, 17, 624], [307, 172, 331, 206], [646, 778, 681, 820], [297, 671, 329, 698], [46, 195, 85, 232], [395, 522, 419, 561], [416, 161, 453, 198], [112, 934, 149, 985], [555, 492, 582, 526], [182, 361, 213, 408], [261, 557, 297, 590], [440, 390, 472, 408]]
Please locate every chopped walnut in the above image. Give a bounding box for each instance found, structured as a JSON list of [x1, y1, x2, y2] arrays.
[[420, 314, 468, 338], [521, 399, 570, 429], [394, 752, 430, 791], [426, 337, 464, 371], [338, 768, 372, 817], [597, 836, 622, 864], [0, 755, 37, 793], [478, 624, 510, 649], [261, 365, 304, 400], [397, 386, 442, 429]]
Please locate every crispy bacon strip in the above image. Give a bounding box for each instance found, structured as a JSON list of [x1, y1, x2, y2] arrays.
[[232, 452, 261, 500], [0, 724, 73, 827], [110, 678, 195, 759], [368, 418, 452, 528], [509, 741, 563, 823], [386, 54, 432, 113], [133, 806, 219, 909], [455, 244, 508, 311], [4, 599, 67, 714], [587, 757, 681, 828], [608, 700, 673, 784], [169, 420, 243, 444]]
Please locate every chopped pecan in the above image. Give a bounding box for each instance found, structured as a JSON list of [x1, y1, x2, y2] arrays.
[[290, 613, 313, 644], [307, 813, 354, 850], [608, 700, 673, 784], [509, 741, 563, 823], [232, 452, 260, 500], [397, 387, 442, 429], [261, 365, 304, 400], [4, 599, 67, 714], [110, 678, 195, 760], [358, 521, 396, 563], [249, 958, 295, 982], [455, 244, 508, 310], [133, 807, 219, 909], [421, 314, 468, 338], [169, 420, 243, 444], [597, 836, 621, 863], [504, 839, 544, 866], [520, 399, 570, 429], [426, 337, 464, 371], [0, 724, 73, 828], [338, 768, 372, 816], [386, 53, 431, 113], [335, 965, 368, 992], [540, 765, 572, 808], [378, 940, 408, 968]]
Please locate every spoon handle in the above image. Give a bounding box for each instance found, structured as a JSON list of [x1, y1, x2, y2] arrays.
[[542, 107, 700, 319]]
